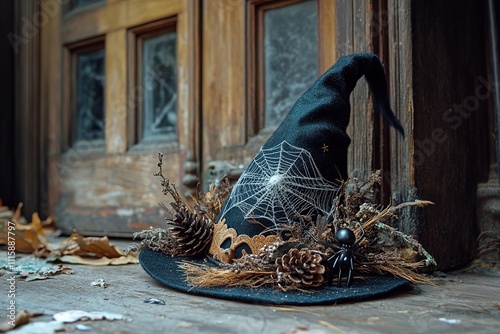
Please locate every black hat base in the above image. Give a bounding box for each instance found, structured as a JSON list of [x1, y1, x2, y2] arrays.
[[139, 248, 411, 306]]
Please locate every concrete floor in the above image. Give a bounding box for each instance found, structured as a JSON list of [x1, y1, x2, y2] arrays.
[[1, 239, 499, 334]]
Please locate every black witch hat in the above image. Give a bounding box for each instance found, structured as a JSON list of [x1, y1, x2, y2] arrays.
[[139, 53, 410, 305], [217, 53, 404, 237]]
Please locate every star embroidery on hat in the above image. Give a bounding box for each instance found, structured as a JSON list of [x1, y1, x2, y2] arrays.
[[321, 143, 329, 153]]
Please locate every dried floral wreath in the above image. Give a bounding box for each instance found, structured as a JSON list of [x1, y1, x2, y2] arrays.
[[130, 152, 436, 292]]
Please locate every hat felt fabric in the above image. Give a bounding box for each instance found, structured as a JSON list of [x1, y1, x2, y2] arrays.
[[139, 248, 411, 305], [140, 53, 408, 305], [217, 53, 404, 239]]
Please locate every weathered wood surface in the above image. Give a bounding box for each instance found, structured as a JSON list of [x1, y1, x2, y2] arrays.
[[53, 152, 178, 236], [3, 247, 499, 333], [206, 0, 341, 186], [14, 0, 42, 218], [333, 0, 491, 270], [42, 0, 199, 235], [334, 0, 379, 183], [388, 0, 490, 270], [37, 0, 493, 268], [201, 0, 247, 167]]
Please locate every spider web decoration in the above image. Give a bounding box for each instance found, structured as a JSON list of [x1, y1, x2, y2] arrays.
[[220, 141, 340, 228]]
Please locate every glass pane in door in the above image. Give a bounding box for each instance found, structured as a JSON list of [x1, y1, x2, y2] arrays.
[[142, 31, 177, 140], [264, 0, 318, 128], [75, 48, 105, 142]]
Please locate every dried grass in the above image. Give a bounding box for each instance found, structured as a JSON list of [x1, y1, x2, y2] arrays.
[[136, 161, 436, 290], [179, 261, 275, 288]]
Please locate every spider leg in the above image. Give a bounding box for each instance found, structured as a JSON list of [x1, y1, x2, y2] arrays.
[[326, 253, 341, 285], [352, 251, 368, 262], [346, 256, 355, 287], [351, 254, 383, 275], [307, 231, 340, 251], [331, 254, 343, 287], [326, 265, 334, 285], [327, 250, 342, 263], [337, 265, 343, 287], [351, 252, 368, 263], [353, 227, 366, 246], [367, 237, 378, 247]]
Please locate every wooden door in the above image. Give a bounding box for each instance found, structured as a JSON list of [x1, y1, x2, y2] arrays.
[[41, 0, 200, 236], [202, 0, 336, 189], [40, 0, 380, 237]]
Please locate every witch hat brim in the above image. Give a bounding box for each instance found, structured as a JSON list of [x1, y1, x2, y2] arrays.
[[139, 249, 411, 305], [138, 53, 414, 305]]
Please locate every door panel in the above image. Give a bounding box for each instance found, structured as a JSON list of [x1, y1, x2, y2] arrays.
[[40, 0, 349, 236], [203, 0, 336, 190], [42, 0, 200, 236], [261, 0, 319, 128]]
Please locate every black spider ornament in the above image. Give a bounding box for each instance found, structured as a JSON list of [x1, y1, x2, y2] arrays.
[[310, 227, 368, 287]]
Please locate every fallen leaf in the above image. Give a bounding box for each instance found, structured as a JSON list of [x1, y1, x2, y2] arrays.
[[12, 202, 23, 222], [2, 207, 138, 266], [0, 310, 33, 332], [0, 210, 49, 254], [144, 297, 166, 305], [53, 310, 128, 323], [55, 254, 138, 266], [61, 233, 124, 258], [5, 321, 64, 334], [47, 232, 139, 265], [75, 324, 93, 331], [0, 257, 73, 281], [52, 310, 89, 323], [91, 278, 109, 288], [84, 311, 128, 321]]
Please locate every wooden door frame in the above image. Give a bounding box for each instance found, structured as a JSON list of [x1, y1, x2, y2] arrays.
[[13, 0, 44, 218], [387, 0, 490, 270], [39, 0, 202, 236], [245, 0, 336, 145]]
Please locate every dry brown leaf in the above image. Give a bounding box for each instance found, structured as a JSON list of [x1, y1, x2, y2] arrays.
[[0, 221, 8, 245], [1, 205, 135, 267], [12, 202, 23, 222], [61, 232, 125, 258], [0, 212, 49, 254], [57, 254, 138, 266], [44, 231, 139, 265], [13, 213, 48, 253], [0, 310, 37, 332]]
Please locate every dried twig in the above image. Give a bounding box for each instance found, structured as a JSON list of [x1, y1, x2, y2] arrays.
[[154, 152, 191, 213], [142, 162, 437, 289]]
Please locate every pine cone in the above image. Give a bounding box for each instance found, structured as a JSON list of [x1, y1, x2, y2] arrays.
[[275, 248, 325, 289], [169, 205, 213, 256]]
